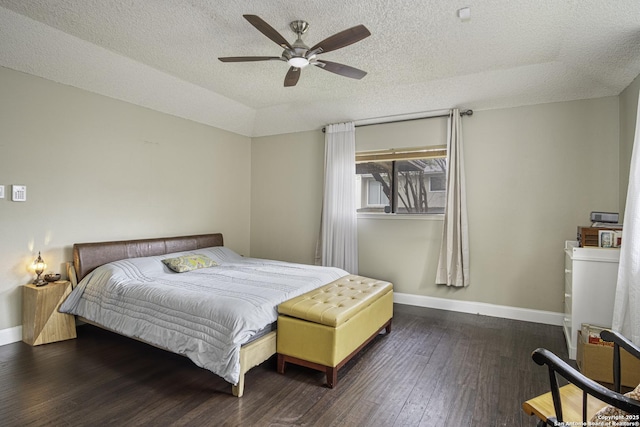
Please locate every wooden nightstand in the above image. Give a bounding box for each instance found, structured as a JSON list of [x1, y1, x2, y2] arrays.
[[22, 280, 77, 346]]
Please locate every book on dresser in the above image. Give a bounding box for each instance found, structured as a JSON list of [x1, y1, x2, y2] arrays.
[[577, 225, 623, 247]]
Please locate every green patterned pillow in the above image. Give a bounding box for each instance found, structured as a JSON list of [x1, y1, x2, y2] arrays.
[[162, 254, 218, 273]]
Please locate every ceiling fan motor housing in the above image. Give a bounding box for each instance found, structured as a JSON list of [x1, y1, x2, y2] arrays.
[[284, 22, 312, 68]]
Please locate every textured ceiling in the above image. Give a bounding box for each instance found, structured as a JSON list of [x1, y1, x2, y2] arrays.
[[1, 0, 639, 137]]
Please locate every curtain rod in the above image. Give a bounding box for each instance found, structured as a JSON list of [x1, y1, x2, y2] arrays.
[[322, 109, 473, 133]]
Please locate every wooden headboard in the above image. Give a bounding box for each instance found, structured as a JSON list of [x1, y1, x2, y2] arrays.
[[71, 233, 224, 283]]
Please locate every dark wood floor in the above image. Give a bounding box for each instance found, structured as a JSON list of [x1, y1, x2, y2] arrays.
[[0, 304, 570, 427]]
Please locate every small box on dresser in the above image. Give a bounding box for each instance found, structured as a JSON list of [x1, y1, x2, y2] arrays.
[[22, 280, 77, 346]]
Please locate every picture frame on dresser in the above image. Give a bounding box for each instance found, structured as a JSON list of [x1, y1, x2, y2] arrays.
[[598, 230, 614, 248]]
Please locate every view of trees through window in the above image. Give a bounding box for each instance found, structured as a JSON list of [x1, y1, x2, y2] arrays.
[[356, 157, 447, 214]]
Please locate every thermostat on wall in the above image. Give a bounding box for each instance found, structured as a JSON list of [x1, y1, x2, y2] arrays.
[[12, 185, 26, 202]]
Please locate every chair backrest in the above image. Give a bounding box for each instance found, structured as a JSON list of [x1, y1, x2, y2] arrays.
[[600, 329, 640, 393], [531, 346, 640, 424]]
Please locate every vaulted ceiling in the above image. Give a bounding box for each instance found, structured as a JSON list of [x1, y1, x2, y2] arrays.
[[1, 1, 639, 137]]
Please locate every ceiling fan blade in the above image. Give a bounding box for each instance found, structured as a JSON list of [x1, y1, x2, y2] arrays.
[[315, 60, 367, 79], [243, 15, 292, 50], [218, 56, 282, 62], [309, 25, 371, 54], [284, 67, 301, 87]]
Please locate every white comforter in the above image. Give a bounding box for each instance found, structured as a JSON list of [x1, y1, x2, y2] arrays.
[[59, 246, 348, 384]]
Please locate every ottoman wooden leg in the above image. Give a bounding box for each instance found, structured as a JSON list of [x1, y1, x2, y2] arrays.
[[326, 367, 338, 388], [277, 353, 286, 374]]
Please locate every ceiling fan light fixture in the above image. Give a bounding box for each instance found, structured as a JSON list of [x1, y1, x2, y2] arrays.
[[288, 56, 309, 68]]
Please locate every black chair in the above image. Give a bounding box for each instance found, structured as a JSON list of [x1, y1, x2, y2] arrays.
[[522, 330, 640, 426]]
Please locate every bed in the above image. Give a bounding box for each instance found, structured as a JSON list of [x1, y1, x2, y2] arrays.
[[59, 233, 348, 397]]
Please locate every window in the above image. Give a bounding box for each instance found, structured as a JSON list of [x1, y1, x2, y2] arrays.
[[356, 146, 447, 214], [367, 179, 389, 206], [429, 175, 446, 192]]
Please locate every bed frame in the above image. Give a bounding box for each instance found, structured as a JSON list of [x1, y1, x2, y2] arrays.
[[67, 233, 276, 397]]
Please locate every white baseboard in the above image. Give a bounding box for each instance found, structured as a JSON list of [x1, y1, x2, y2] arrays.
[[0, 325, 22, 346], [0, 296, 562, 347], [393, 292, 564, 326]]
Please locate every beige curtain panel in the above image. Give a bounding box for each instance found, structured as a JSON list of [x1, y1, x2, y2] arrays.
[[436, 108, 470, 287]]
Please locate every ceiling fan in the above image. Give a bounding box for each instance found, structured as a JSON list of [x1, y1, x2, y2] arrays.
[[218, 15, 371, 87]]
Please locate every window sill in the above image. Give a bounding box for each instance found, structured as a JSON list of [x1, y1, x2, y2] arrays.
[[357, 213, 445, 221]]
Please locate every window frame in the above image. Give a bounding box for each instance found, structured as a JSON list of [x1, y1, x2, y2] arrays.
[[365, 179, 389, 207], [356, 146, 448, 216]]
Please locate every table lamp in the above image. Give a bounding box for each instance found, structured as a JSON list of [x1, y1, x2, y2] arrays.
[[32, 252, 47, 286]]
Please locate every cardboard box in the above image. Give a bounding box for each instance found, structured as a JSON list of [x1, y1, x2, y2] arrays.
[[581, 323, 614, 347], [576, 331, 640, 388]]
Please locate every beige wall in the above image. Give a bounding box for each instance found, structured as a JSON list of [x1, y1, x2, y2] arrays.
[[1, 64, 634, 333], [445, 99, 618, 311], [250, 130, 325, 263], [619, 73, 640, 217], [251, 98, 620, 313], [0, 67, 251, 331]]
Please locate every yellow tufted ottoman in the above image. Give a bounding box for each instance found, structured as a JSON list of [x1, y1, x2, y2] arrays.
[[276, 274, 393, 388]]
